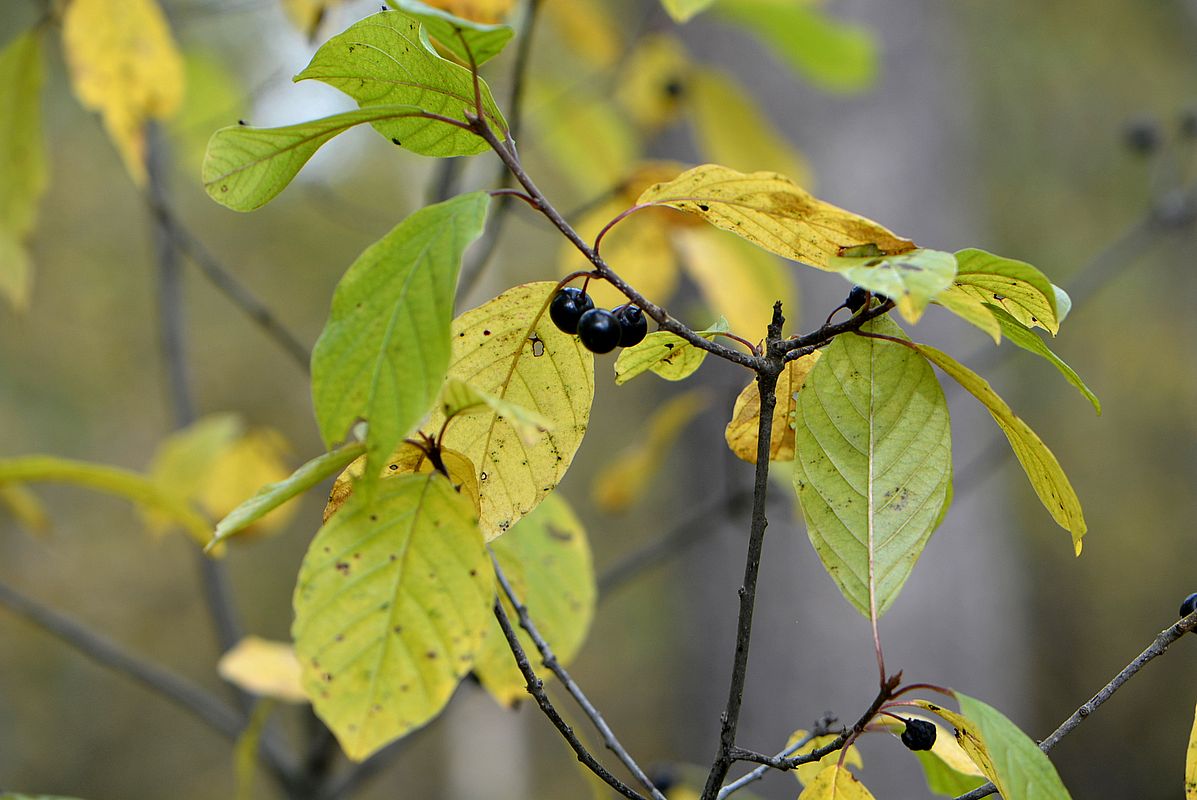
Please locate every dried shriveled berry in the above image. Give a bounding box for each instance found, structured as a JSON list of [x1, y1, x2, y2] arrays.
[[900, 718, 937, 751], [549, 287, 594, 335]]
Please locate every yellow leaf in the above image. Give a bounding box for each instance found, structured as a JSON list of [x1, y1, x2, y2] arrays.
[[421, 283, 595, 540], [144, 414, 244, 536], [614, 317, 729, 385], [798, 764, 876, 799], [1187, 702, 1197, 799], [562, 197, 679, 310], [724, 351, 820, 463], [416, 0, 515, 23], [786, 730, 863, 786], [0, 29, 48, 312], [528, 79, 638, 191], [439, 378, 552, 446], [672, 225, 797, 339], [324, 441, 480, 522], [198, 429, 299, 537], [688, 68, 813, 188], [592, 390, 708, 513], [637, 164, 915, 269], [281, 0, 342, 40], [0, 484, 50, 537], [62, 0, 185, 186], [616, 35, 692, 131], [542, 0, 622, 68], [218, 636, 308, 704]]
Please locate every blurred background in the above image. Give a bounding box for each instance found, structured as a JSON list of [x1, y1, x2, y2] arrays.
[[2, 0, 1196, 798]]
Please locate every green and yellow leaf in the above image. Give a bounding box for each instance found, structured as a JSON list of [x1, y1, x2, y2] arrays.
[[389, 0, 514, 65], [987, 307, 1100, 414], [792, 316, 952, 618], [878, 714, 986, 796], [660, 0, 717, 23], [438, 378, 551, 446], [786, 730, 862, 786], [311, 192, 489, 485], [913, 344, 1086, 552], [0, 29, 47, 311], [421, 282, 595, 540], [218, 636, 308, 703], [933, 285, 1001, 344], [797, 764, 876, 799], [61, 0, 185, 185], [293, 472, 490, 760], [828, 248, 957, 324], [614, 317, 729, 385], [474, 494, 595, 705], [323, 441, 479, 522], [725, 351, 821, 464], [954, 249, 1062, 335], [637, 165, 915, 269]]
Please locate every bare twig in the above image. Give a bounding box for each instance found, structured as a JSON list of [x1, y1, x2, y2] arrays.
[[492, 557, 666, 800], [717, 717, 835, 799]]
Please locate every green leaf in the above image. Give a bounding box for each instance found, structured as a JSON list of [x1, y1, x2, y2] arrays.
[[883, 714, 986, 797], [0, 29, 48, 311], [614, 317, 729, 385], [660, 0, 717, 23], [420, 282, 595, 540], [828, 248, 957, 324], [203, 105, 434, 212], [988, 306, 1100, 414], [388, 0, 513, 65], [311, 192, 490, 486], [208, 441, 367, 551], [295, 9, 507, 152], [438, 377, 552, 446], [234, 701, 274, 800], [474, 493, 595, 705], [292, 471, 490, 761], [954, 248, 1062, 335], [912, 343, 1086, 553], [933, 285, 1001, 344], [791, 315, 952, 618], [954, 692, 1074, 800], [914, 750, 988, 798], [0, 456, 212, 545], [715, 0, 876, 92]]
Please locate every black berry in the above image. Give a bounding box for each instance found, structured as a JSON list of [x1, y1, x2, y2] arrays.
[[1123, 116, 1161, 155], [577, 308, 622, 354], [549, 287, 594, 335], [613, 304, 648, 347], [1179, 592, 1197, 618], [845, 286, 870, 313], [900, 718, 937, 751]]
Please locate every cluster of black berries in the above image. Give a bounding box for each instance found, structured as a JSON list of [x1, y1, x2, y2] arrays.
[[550, 287, 648, 354]]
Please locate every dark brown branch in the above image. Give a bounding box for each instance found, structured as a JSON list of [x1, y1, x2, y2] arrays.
[[717, 716, 835, 799]]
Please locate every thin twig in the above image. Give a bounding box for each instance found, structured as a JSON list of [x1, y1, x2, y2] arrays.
[[492, 557, 666, 800], [951, 610, 1197, 800], [491, 592, 648, 800], [717, 718, 833, 800]]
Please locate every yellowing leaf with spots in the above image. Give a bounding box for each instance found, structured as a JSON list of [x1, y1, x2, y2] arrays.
[[828, 248, 957, 324], [438, 378, 552, 446], [474, 494, 595, 705], [420, 282, 595, 540], [725, 351, 820, 463], [218, 636, 308, 703], [913, 344, 1086, 553], [62, 0, 185, 185], [786, 730, 862, 786], [592, 390, 708, 513], [323, 441, 479, 522], [954, 249, 1063, 335], [293, 472, 490, 760], [1186, 702, 1197, 799], [798, 765, 876, 799], [614, 317, 729, 385], [637, 165, 915, 269], [562, 199, 679, 311], [673, 225, 797, 340]]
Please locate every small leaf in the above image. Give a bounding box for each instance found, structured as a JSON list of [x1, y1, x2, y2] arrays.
[[614, 317, 729, 385], [61, 0, 185, 185], [295, 9, 507, 151], [203, 105, 433, 212], [797, 765, 877, 800], [439, 377, 552, 445], [828, 249, 957, 324], [218, 637, 308, 703], [293, 472, 490, 761], [715, 1, 876, 93], [786, 730, 862, 786], [637, 165, 915, 269], [725, 351, 821, 464], [324, 442, 479, 522], [672, 225, 798, 341], [210, 441, 366, 550], [792, 316, 952, 618], [144, 413, 244, 535], [954, 249, 1062, 335], [0, 29, 48, 311], [988, 306, 1100, 414], [311, 192, 490, 485], [660, 0, 717, 23], [233, 701, 274, 800], [1186, 701, 1197, 799], [933, 285, 1001, 344], [421, 282, 595, 540], [474, 494, 595, 705], [592, 391, 708, 513], [389, 0, 514, 65], [913, 343, 1086, 553]]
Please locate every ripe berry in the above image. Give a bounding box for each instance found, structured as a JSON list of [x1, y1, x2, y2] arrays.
[[613, 304, 648, 347], [845, 286, 870, 313], [1179, 592, 1197, 618], [900, 718, 937, 751], [577, 308, 622, 354], [549, 287, 594, 335]]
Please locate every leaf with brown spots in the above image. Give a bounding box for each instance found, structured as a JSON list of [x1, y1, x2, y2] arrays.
[[323, 441, 479, 522], [292, 472, 489, 760], [725, 351, 820, 464]]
